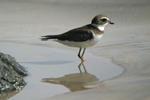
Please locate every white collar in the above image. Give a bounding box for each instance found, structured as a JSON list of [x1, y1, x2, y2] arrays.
[[92, 23, 108, 31]]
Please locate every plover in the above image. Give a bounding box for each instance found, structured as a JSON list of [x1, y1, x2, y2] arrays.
[[41, 14, 114, 62]]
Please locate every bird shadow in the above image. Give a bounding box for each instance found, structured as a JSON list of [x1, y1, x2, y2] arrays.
[[41, 61, 103, 92]]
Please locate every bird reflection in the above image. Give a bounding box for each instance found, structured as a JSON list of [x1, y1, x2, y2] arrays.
[[42, 61, 99, 92]]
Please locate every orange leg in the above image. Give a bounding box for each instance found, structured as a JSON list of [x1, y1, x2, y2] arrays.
[[78, 47, 86, 62]]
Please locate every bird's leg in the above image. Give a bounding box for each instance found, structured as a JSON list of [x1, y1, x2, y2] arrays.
[[81, 48, 86, 62], [78, 47, 82, 59], [78, 48, 86, 62]]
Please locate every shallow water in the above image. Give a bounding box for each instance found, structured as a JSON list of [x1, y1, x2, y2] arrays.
[[0, 42, 123, 100]]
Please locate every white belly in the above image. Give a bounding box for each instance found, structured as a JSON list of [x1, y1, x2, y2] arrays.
[[55, 34, 103, 48]]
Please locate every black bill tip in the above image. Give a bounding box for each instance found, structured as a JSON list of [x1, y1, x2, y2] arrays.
[[109, 21, 114, 25]]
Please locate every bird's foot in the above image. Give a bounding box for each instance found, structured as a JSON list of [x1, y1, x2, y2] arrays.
[[80, 57, 85, 63]]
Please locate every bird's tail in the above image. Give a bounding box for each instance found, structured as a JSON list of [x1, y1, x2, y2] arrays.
[[41, 35, 58, 41]]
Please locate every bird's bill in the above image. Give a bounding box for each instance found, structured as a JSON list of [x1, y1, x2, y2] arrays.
[[108, 21, 114, 25]]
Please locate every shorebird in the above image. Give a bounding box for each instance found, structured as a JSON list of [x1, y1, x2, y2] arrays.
[[41, 14, 114, 62]]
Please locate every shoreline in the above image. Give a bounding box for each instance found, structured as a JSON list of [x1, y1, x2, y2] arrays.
[[0, 42, 123, 100], [43, 40, 150, 100]]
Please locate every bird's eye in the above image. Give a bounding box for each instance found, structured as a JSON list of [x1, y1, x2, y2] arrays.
[[100, 19, 107, 22]]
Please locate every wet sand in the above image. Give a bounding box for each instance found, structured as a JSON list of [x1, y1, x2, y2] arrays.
[[0, 0, 150, 100]]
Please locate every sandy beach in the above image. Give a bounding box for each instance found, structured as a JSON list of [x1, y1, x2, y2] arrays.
[[0, 0, 150, 100]]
